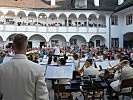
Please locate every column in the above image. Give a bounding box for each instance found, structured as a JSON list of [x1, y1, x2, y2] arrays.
[[14, 15, 17, 31], [3, 41, 6, 49], [87, 18, 89, 32], [36, 17, 39, 32], [77, 18, 79, 32], [97, 18, 99, 33], [3, 14, 6, 31], [66, 17, 69, 32], [46, 42, 49, 48], [56, 17, 59, 32], [46, 17, 48, 32], [26, 16, 28, 31]]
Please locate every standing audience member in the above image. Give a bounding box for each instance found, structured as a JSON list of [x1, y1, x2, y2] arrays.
[[0, 34, 49, 100], [73, 53, 79, 71]]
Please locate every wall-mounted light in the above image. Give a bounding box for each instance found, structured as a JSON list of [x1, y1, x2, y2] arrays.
[[40, 16, 42, 18]]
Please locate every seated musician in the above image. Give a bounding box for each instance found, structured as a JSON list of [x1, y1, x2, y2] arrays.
[[83, 59, 99, 79], [73, 53, 79, 71], [110, 56, 133, 93]]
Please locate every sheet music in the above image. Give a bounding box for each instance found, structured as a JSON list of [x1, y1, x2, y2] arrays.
[[66, 62, 75, 71], [109, 60, 120, 67], [95, 61, 109, 70], [45, 65, 73, 79]]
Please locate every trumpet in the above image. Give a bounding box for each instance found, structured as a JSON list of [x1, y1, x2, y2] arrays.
[[77, 61, 90, 74], [107, 60, 129, 72]]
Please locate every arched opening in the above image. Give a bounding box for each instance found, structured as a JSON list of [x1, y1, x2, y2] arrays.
[[0, 36, 3, 48], [49, 35, 66, 47], [29, 34, 46, 48], [6, 34, 16, 48], [28, 12, 37, 25], [98, 15, 106, 28], [88, 14, 97, 27], [88, 41, 94, 48], [90, 35, 106, 48], [78, 14, 87, 26], [38, 13, 47, 26], [6, 11, 15, 25], [69, 35, 86, 46], [68, 13, 77, 26], [0, 10, 4, 24], [58, 13, 67, 26], [124, 32, 133, 49], [17, 11, 26, 26], [48, 13, 57, 26]]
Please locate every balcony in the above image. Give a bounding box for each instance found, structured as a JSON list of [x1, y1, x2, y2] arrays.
[[0, 24, 107, 33]]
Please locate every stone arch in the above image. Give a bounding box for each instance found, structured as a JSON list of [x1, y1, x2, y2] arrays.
[[28, 12, 37, 25], [68, 13, 77, 26], [29, 34, 46, 48], [89, 35, 106, 48], [49, 34, 67, 47], [58, 13, 67, 26], [78, 14, 87, 26], [0, 10, 4, 23], [17, 11, 27, 25], [69, 35, 86, 46], [38, 13, 47, 26], [48, 13, 57, 26], [88, 14, 97, 27], [98, 14, 106, 27], [123, 32, 133, 49], [5, 11, 16, 25]]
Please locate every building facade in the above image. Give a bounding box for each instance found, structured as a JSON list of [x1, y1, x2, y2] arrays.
[[0, 0, 133, 49]]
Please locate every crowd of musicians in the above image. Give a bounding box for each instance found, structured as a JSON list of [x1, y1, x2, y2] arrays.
[[1, 43, 133, 99]]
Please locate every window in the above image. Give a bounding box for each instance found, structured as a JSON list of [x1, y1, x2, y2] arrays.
[[75, 0, 87, 8], [111, 38, 119, 48], [111, 15, 118, 25], [126, 14, 132, 25], [96, 40, 100, 47]]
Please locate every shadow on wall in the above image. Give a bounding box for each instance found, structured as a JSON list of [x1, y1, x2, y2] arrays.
[[41, 0, 50, 5]]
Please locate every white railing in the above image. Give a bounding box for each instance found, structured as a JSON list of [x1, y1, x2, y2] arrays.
[[0, 24, 107, 33]]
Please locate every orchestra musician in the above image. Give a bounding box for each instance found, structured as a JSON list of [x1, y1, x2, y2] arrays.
[[106, 56, 133, 99], [83, 59, 99, 79]]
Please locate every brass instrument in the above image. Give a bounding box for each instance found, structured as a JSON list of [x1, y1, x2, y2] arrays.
[[103, 60, 129, 80], [107, 60, 129, 72], [77, 61, 90, 74]]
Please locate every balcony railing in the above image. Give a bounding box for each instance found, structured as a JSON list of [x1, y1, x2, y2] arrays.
[[0, 24, 107, 33]]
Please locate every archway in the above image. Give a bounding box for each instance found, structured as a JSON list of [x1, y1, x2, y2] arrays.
[[17, 11, 26, 26], [6, 34, 16, 48], [49, 35, 66, 47], [88, 14, 97, 27], [124, 32, 133, 49], [6, 11, 15, 25], [29, 34, 46, 48], [98, 15, 106, 27], [68, 13, 77, 26], [78, 14, 87, 26], [89, 35, 106, 48], [28, 12, 37, 25], [48, 13, 57, 26], [38, 13, 47, 26], [58, 13, 67, 26], [69, 35, 86, 46]]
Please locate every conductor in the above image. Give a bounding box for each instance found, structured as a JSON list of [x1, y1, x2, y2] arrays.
[[0, 34, 49, 100]]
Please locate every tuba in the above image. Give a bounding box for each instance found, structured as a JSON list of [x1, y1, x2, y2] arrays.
[[77, 61, 90, 74]]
